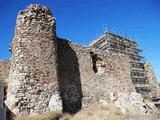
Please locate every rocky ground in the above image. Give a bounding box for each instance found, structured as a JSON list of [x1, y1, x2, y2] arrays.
[[14, 92, 160, 120]]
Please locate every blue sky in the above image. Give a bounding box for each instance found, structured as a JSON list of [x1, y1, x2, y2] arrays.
[[0, 0, 160, 81]]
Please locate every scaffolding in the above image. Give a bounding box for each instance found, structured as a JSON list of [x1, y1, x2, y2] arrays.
[[90, 31, 150, 95]]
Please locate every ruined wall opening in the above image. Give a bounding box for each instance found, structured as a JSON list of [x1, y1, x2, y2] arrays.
[[90, 52, 98, 73], [90, 52, 106, 75]]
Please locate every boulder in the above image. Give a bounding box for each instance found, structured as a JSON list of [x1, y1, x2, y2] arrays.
[[48, 94, 62, 111], [108, 92, 159, 115]]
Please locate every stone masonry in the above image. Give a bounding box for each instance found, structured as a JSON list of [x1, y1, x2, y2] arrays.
[[57, 38, 136, 110], [144, 62, 160, 97], [3, 4, 159, 116], [5, 4, 62, 115], [0, 61, 10, 80]]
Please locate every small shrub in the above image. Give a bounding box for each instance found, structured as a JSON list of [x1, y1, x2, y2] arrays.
[[44, 111, 63, 120], [156, 106, 160, 111], [60, 113, 72, 120], [114, 111, 122, 116], [144, 96, 152, 102], [87, 112, 93, 116], [100, 105, 109, 110]]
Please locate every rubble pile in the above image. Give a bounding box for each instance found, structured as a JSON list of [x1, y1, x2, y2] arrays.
[[108, 92, 159, 115]]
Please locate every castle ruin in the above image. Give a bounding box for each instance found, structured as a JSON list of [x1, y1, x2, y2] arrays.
[[0, 4, 159, 116]]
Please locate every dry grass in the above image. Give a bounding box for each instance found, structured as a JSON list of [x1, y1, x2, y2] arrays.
[[157, 106, 160, 110], [70, 103, 126, 120], [15, 111, 64, 120], [144, 96, 153, 102], [70, 103, 160, 120], [14, 103, 160, 120], [60, 114, 72, 120]]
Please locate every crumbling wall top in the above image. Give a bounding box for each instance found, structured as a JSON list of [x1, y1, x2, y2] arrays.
[[19, 4, 52, 16], [16, 4, 55, 29], [26, 4, 52, 15]]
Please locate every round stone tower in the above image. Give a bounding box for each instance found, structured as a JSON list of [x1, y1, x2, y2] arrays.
[[5, 4, 62, 115]]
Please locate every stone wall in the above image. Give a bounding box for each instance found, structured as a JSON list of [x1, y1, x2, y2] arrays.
[[0, 60, 10, 79], [144, 62, 160, 97], [57, 38, 136, 112], [57, 39, 82, 113], [5, 29, 136, 115], [5, 4, 61, 115]]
